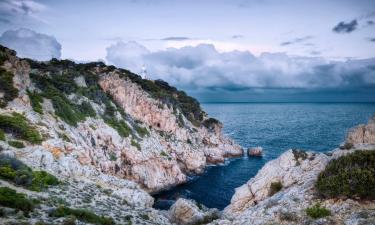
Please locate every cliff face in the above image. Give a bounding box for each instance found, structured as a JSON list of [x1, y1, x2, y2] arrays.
[[210, 117, 375, 225], [0, 45, 242, 195]]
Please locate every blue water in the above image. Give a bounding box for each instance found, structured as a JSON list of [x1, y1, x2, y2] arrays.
[[153, 103, 375, 210]]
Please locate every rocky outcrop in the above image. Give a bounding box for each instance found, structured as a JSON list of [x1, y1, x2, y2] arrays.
[[217, 118, 375, 225], [247, 147, 263, 157], [346, 115, 375, 144], [168, 198, 220, 225]]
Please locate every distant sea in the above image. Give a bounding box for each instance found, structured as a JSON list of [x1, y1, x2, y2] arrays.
[[154, 102, 375, 210]]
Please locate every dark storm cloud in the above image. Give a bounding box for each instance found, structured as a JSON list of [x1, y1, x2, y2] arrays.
[[0, 28, 61, 61], [368, 38, 375, 42], [280, 36, 313, 46], [161, 37, 192, 41], [332, 20, 358, 33], [106, 41, 375, 91], [368, 20, 374, 25], [0, 0, 45, 25]]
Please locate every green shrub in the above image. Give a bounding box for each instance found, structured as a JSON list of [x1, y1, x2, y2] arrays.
[[0, 112, 42, 144], [292, 149, 308, 161], [27, 90, 43, 114], [79, 101, 96, 117], [305, 203, 331, 219], [135, 125, 149, 138], [8, 140, 25, 148], [30, 171, 59, 192], [105, 118, 131, 138], [0, 129, 5, 141], [108, 152, 117, 161], [49, 206, 114, 225], [131, 139, 141, 151], [269, 181, 283, 196], [0, 68, 19, 108], [160, 151, 168, 157], [0, 187, 34, 213], [315, 150, 375, 199], [0, 155, 58, 191]]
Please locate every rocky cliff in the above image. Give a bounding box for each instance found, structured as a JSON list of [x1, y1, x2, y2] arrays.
[[0, 45, 241, 225], [202, 116, 375, 225]]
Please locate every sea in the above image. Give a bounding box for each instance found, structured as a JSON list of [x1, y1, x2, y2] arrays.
[[153, 102, 375, 210]]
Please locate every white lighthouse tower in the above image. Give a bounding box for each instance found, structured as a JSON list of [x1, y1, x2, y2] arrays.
[[140, 64, 148, 80]]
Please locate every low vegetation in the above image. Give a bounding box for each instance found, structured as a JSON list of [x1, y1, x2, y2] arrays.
[[269, 181, 283, 196], [0, 187, 34, 214], [0, 68, 19, 108], [49, 206, 114, 225], [0, 112, 43, 144], [0, 129, 5, 141], [131, 139, 141, 150], [8, 140, 25, 148], [305, 203, 331, 219], [27, 90, 44, 114], [316, 150, 375, 199], [339, 142, 354, 150], [0, 155, 59, 191]]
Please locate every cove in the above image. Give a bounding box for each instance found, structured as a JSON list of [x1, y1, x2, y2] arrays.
[[153, 102, 375, 210]]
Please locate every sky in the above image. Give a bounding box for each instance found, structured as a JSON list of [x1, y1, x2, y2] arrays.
[[0, 0, 375, 102]]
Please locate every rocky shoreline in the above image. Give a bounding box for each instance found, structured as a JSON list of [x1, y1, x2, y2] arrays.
[[0, 44, 374, 225]]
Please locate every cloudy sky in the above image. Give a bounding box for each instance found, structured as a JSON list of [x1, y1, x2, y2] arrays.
[[0, 0, 375, 102]]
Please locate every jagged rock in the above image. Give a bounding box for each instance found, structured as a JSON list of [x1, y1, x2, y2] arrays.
[[168, 198, 220, 225], [247, 147, 263, 157], [346, 115, 375, 144]]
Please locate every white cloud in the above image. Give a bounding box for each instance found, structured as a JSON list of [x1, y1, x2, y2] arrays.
[[0, 28, 61, 61], [106, 41, 375, 90]]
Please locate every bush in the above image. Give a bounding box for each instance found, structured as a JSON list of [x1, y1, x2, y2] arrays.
[[0, 112, 43, 144], [0, 129, 5, 141], [105, 118, 131, 138], [135, 125, 149, 138], [8, 140, 25, 148], [0, 155, 58, 191], [269, 181, 283, 196], [79, 101, 96, 118], [131, 139, 141, 151], [49, 206, 114, 225], [30, 171, 59, 192], [0, 187, 34, 213], [305, 203, 331, 219], [316, 150, 375, 199], [27, 90, 43, 114], [0, 68, 19, 108]]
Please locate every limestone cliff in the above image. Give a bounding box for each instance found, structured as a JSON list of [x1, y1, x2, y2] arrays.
[[208, 116, 375, 225]]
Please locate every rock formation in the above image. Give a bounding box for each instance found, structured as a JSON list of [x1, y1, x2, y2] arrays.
[[346, 115, 375, 145]]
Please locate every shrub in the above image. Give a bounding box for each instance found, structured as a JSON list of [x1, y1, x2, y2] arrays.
[[8, 140, 25, 148], [30, 171, 59, 192], [131, 139, 141, 151], [0, 68, 19, 108], [316, 150, 375, 199], [160, 151, 168, 157], [135, 125, 149, 138], [0, 187, 34, 213], [105, 118, 131, 138], [49, 206, 114, 225], [79, 101, 96, 117], [0, 129, 5, 141], [108, 152, 117, 161], [0, 155, 58, 191], [269, 181, 283, 196], [27, 90, 43, 114], [305, 203, 331, 219], [292, 149, 308, 161], [0, 112, 42, 144]]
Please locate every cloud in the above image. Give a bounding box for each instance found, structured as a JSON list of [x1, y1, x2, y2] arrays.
[[332, 20, 358, 33], [0, 0, 46, 25], [106, 41, 375, 91], [368, 20, 375, 25], [0, 28, 61, 61], [280, 36, 313, 46], [368, 38, 375, 42], [161, 37, 192, 41], [232, 35, 244, 39]]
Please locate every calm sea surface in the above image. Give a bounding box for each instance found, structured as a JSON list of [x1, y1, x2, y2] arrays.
[[154, 103, 375, 210]]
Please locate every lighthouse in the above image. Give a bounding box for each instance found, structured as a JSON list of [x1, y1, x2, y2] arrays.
[[140, 64, 148, 80]]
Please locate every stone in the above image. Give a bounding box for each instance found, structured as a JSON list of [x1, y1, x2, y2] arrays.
[[247, 147, 263, 157]]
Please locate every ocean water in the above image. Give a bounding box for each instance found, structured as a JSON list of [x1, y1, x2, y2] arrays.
[[153, 103, 375, 210]]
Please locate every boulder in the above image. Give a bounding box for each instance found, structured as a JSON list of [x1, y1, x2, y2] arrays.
[[248, 147, 263, 157], [168, 198, 220, 225]]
